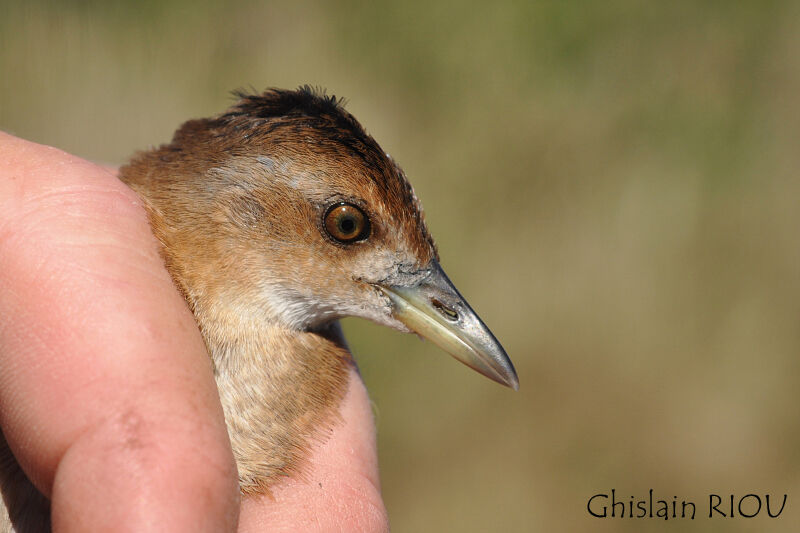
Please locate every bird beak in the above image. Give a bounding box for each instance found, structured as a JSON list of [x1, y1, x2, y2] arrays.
[[376, 262, 519, 390]]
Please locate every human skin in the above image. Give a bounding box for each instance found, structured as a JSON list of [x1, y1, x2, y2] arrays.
[[0, 132, 388, 532]]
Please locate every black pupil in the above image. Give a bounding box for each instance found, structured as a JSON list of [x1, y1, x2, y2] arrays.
[[325, 203, 369, 243], [339, 216, 356, 234]]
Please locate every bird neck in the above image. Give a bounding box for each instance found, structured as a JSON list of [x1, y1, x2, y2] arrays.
[[120, 178, 356, 491], [200, 312, 353, 494]]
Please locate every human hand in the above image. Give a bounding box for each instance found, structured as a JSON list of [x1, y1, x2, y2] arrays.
[[0, 132, 388, 531]]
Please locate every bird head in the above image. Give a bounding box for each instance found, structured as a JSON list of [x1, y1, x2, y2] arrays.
[[122, 87, 517, 390]]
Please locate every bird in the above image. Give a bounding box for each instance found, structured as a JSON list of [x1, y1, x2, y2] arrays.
[[0, 86, 517, 529]]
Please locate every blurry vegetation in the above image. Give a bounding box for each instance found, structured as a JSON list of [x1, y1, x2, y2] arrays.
[[2, 1, 799, 531]]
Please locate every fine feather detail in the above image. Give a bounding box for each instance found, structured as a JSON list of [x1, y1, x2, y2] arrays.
[[118, 86, 438, 492]]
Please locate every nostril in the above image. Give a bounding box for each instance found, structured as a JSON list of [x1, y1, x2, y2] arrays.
[[431, 298, 459, 322]]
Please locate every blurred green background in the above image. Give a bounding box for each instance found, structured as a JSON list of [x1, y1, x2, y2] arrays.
[[2, 1, 799, 531]]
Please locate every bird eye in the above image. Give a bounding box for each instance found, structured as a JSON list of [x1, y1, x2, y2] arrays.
[[323, 203, 370, 243]]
